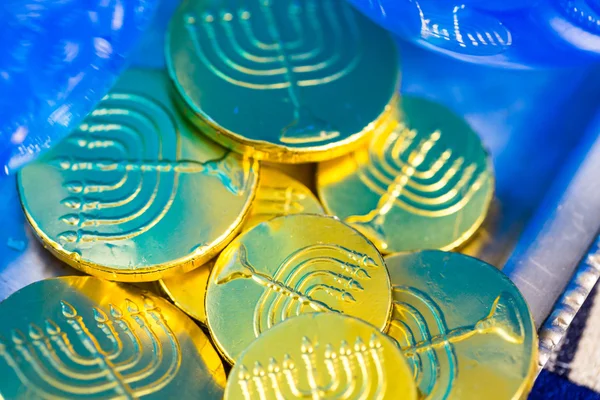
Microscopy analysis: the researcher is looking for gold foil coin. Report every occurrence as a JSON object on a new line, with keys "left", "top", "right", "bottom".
{"left": 205, "top": 214, "right": 392, "bottom": 363}
{"left": 225, "top": 313, "right": 417, "bottom": 400}
{"left": 318, "top": 96, "right": 494, "bottom": 253}
{"left": 0, "top": 276, "right": 226, "bottom": 399}
{"left": 18, "top": 69, "right": 258, "bottom": 282}
{"left": 386, "top": 250, "right": 537, "bottom": 399}
{"left": 167, "top": 0, "right": 399, "bottom": 162}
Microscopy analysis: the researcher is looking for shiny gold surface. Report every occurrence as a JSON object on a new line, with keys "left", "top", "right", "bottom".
{"left": 160, "top": 260, "right": 214, "bottom": 326}
{"left": 261, "top": 162, "right": 317, "bottom": 194}
{"left": 318, "top": 96, "right": 494, "bottom": 253}
{"left": 0, "top": 276, "right": 226, "bottom": 399}
{"left": 244, "top": 168, "right": 324, "bottom": 230}
{"left": 205, "top": 214, "right": 392, "bottom": 363}
{"left": 167, "top": 0, "right": 400, "bottom": 162}
{"left": 385, "top": 251, "right": 538, "bottom": 400}
{"left": 225, "top": 313, "right": 417, "bottom": 399}
{"left": 18, "top": 69, "right": 258, "bottom": 282}
{"left": 160, "top": 169, "right": 323, "bottom": 325}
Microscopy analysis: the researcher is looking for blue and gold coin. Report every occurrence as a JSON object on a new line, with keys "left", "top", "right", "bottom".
{"left": 225, "top": 313, "right": 417, "bottom": 399}
{"left": 205, "top": 213, "right": 392, "bottom": 363}
{"left": 385, "top": 251, "right": 537, "bottom": 400}
{"left": 167, "top": 0, "right": 399, "bottom": 162}
{"left": 318, "top": 96, "right": 494, "bottom": 253}
{"left": 0, "top": 276, "right": 226, "bottom": 399}
{"left": 18, "top": 69, "right": 259, "bottom": 282}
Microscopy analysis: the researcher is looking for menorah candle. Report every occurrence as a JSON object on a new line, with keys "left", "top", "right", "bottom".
{"left": 385, "top": 250, "right": 537, "bottom": 400}
{"left": 317, "top": 95, "right": 494, "bottom": 254}
{"left": 166, "top": 0, "right": 400, "bottom": 163}
{"left": 225, "top": 312, "right": 417, "bottom": 399}
{"left": 205, "top": 213, "right": 393, "bottom": 364}
{"left": 17, "top": 69, "right": 259, "bottom": 282}
{"left": 0, "top": 276, "right": 226, "bottom": 399}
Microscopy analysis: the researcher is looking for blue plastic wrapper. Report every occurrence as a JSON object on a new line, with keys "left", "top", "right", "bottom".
{"left": 0, "top": 0, "right": 158, "bottom": 175}
{"left": 348, "top": 0, "right": 600, "bottom": 68}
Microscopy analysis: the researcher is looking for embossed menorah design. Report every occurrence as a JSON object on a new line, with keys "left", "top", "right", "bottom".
{"left": 53, "top": 93, "right": 246, "bottom": 245}
{"left": 0, "top": 297, "right": 181, "bottom": 399}
{"left": 237, "top": 335, "right": 385, "bottom": 399}
{"left": 346, "top": 125, "right": 488, "bottom": 249}
{"left": 559, "top": 0, "right": 600, "bottom": 32}
{"left": 390, "top": 288, "right": 524, "bottom": 398}
{"left": 252, "top": 185, "right": 308, "bottom": 216}
{"left": 217, "top": 244, "right": 378, "bottom": 337}
{"left": 414, "top": 2, "right": 512, "bottom": 54}
{"left": 185, "top": 0, "right": 363, "bottom": 144}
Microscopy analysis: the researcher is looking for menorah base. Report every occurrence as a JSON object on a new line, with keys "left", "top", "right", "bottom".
{"left": 346, "top": 216, "right": 389, "bottom": 252}
{"left": 279, "top": 109, "right": 340, "bottom": 145}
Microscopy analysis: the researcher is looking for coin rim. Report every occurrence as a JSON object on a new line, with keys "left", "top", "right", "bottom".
{"left": 205, "top": 212, "right": 394, "bottom": 364}
{"left": 0, "top": 275, "right": 228, "bottom": 394}
{"left": 159, "top": 260, "right": 214, "bottom": 325}
{"left": 316, "top": 96, "right": 496, "bottom": 253}
{"left": 17, "top": 156, "right": 260, "bottom": 282}
{"left": 165, "top": 1, "right": 401, "bottom": 163}
{"left": 223, "top": 312, "right": 418, "bottom": 399}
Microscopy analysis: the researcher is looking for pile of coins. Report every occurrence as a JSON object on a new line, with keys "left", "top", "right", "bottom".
{"left": 2, "top": 1, "right": 538, "bottom": 399}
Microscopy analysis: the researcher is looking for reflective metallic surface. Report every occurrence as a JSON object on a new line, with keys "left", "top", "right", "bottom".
{"left": 386, "top": 251, "right": 538, "bottom": 400}
{"left": 160, "top": 260, "right": 213, "bottom": 325}
{"left": 18, "top": 69, "right": 259, "bottom": 282}
{"left": 261, "top": 162, "right": 316, "bottom": 192}
{"left": 397, "top": 36, "right": 600, "bottom": 270}
{"left": 0, "top": 276, "right": 226, "bottom": 399}
{"left": 318, "top": 96, "right": 493, "bottom": 254}
{"left": 205, "top": 214, "right": 392, "bottom": 363}
{"left": 504, "top": 112, "right": 600, "bottom": 328}
{"left": 244, "top": 168, "right": 324, "bottom": 231}
{"left": 537, "top": 237, "right": 600, "bottom": 371}
{"left": 167, "top": 0, "right": 399, "bottom": 162}
{"left": 0, "top": 1, "right": 599, "bottom": 391}
{"left": 160, "top": 169, "right": 323, "bottom": 325}
{"left": 225, "top": 313, "right": 417, "bottom": 399}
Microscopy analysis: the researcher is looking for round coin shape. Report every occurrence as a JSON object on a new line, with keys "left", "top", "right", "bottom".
{"left": 0, "top": 276, "right": 226, "bottom": 399}
{"left": 385, "top": 251, "right": 537, "bottom": 400}
{"left": 225, "top": 313, "right": 418, "bottom": 400}
{"left": 18, "top": 69, "right": 259, "bottom": 282}
{"left": 206, "top": 213, "right": 393, "bottom": 363}
{"left": 318, "top": 96, "right": 494, "bottom": 253}
{"left": 167, "top": 0, "right": 399, "bottom": 163}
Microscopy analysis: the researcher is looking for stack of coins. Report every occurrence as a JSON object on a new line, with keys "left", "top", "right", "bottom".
{"left": 3, "top": 1, "right": 538, "bottom": 399}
